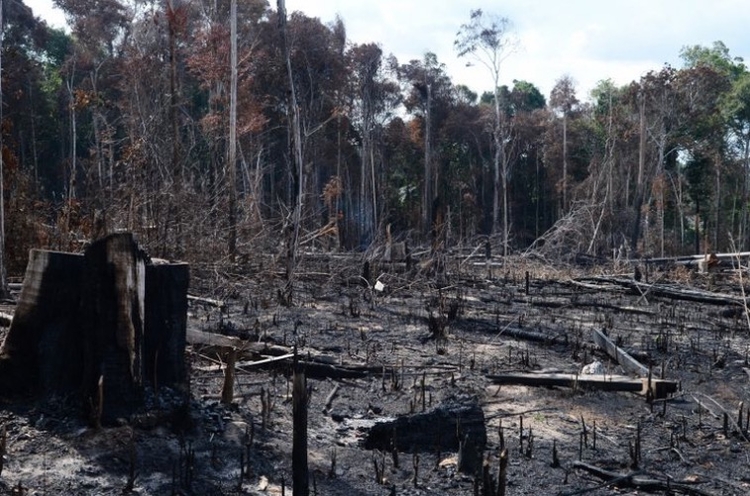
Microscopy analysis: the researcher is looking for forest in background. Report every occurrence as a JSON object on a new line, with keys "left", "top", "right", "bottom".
{"left": 1, "top": 0, "right": 750, "bottom": 280}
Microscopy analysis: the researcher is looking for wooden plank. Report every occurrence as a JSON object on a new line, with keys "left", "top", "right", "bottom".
{"left": 486, "top": 372, "right": 677, "bottom": 398}
{"left": 591, "top": 328, "right": 649, "bottom": 377}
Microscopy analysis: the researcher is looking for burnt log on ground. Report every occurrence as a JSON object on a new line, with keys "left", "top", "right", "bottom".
{"left": 0, "top": 233, "right": 189, "bottom": 423}
{"left": 570, "top": 461, "right": 714, "bottom": 496}
{"left": 363, "top": 395, "right": 486, "bottom": 474}
{"left": 577, "top": 276, "right": 747, "bottom": 306}
{"left": 591, "top": 328, "right": 650, "bottom": 377}
{"left": 486, "top": 372, "right": 678, "bottom": 399}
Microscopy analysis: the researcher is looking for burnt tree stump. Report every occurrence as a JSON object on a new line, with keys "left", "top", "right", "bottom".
{"left": 80, "top": 233, "right": 149, "bottom": 420}
{"left": 145, "top": 259, "right": 189, "bottom": 390}
{"left": 0, "top": 249, "right": 84, "bottom": 395}
{"left": 364, "top": 395, "right": 486, "bottom": 474}
{"left": 0, "top": 233, "right": 189, "bottom": 423}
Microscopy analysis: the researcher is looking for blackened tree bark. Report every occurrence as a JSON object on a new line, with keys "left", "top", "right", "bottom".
{"left": 0, "top": 233, "right": 189, "bottom": 423}
{"left": 292, "top": 353, "right": 309, "bottom": 495}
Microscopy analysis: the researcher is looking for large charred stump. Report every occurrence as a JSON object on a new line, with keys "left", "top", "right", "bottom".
{"left": 0, "top": 249, "right": 84, "bottom": 395}
{"left": 80, "top": 233, "right": 148, "bottom": 421}
{"left": 364, "top": 396, "right": 486, "bottom": 474}
{"left": 145, "top": 260, "right": 189, "bottom": 389}
{"left": 0, "top": 233, "right": 189, "bottom": 423}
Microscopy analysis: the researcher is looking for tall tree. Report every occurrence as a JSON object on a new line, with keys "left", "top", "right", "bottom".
{"left": 228, "top": 0, "right": 237, "bottom": 255}
{"left": 348, "top": 42, "right": 399, "bottom": 243}
{"left": 678, "top": 46, "right": 736, "bottom": 252}
{"left": 723, "top": 71, "right": 750, "bottom": 247}
{"left": 398, "top": 53, "right": 453, "bottom": 235}
{"left": 507, "top": 80, "right": 546, "bottom": 245}
{"left": 455, "top": 8, "right": 517, "bottom": 255}
{"left": 549, "top": 75, "right": 578, "bottom": 214}
{"left": 278, "top": 0, "right": 303, "bottom": 304}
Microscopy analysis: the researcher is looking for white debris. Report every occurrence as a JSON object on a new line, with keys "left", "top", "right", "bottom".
{"left": 581, "top": 361, "right": 605, "bottom": 375}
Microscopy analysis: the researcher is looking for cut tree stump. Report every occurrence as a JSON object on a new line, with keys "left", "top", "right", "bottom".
{"left": 0, "top": 233, "right": 189, "bottom": 423}
{"left": 0, "top": 249, "right": 84, "bottom": 395}
{"left": 363, "top": 395, "right": 486, "bottom": 474}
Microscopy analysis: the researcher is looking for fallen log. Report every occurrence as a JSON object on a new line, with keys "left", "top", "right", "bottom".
{"left": 186, "top": 328, "right": 290, "bottom": 356}
{"left": 463, "top": 318, "right": 555, "bottom": 343}
{"left": 363, "top": 395, "right": 486, "bottom": 474}
{"left": 570, "top": 461, "right": 714, "bottom": 496}
{"left": 486, "top": 372, "right": 677, "bottom": 399}
{"left": 591, "top": 328, "right": 650, "bottom": 377}
{"left": 577, "top": 276, "right": 745, "bottom": 306}
{"left": 187, "top": 294, "right": 225, "bottom": 309}
{"left": 639, "top": 250, "right": 750, "bottom": 267}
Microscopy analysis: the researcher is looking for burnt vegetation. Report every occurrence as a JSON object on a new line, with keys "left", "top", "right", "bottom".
{"left": 0, "top": 1, "right": 750, "bottom": 495}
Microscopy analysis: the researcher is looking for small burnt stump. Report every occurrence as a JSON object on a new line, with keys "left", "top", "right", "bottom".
{"left": 363, "top": 395, "right": 486, "bottom": 474}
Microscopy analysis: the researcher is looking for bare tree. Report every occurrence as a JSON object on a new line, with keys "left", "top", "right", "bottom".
{"left": 278, "top": 0, "right": 303, "bottom": 302}
{"left": 455, "top": 9, "right": 517, "bottom": 255}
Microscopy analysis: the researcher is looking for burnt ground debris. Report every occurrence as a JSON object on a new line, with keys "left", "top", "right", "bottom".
{"left": 0, "top": 250, "right": 749, "bottom": 494}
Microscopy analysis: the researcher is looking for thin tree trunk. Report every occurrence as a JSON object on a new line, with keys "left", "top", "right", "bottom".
{"left": 278, "top": 0, "right": 303, "bottom": 300}
{"left": 0, "top": 0, "right": 7, "bottom": 298}
{"left": 370, "top": 144, "right": 377, "bottom": 237}
{"left": 493, "top": 81, "right": 501, "bottom": 237}
{"left": 424, "top": 83, "right": 432, "bottom": 234}
{"left": 502, "top": 159, "right": 509, "bottom": 257}
{"left": 228, "top": 0, "right": 238, "bottom": 255}
{"left": 741, "top": 135, "right": 750, "bottom": 249}
{"left": 28, "top": 80, "right": 39, "bottom": 189}
{"left": 562, "top": 113, "right": 567, "bottom": 213}
{"left": 715, "top": 155, "right": 721, "bottom": 251}
{"left": 66, "top": 74, "right": 77, "bottom": 200}
{"left": 292, "top": 356, "right": 309, "bottom": 495}
{"left": 167, "top": 0, "right": 180, "bottom": 182}
{"left": 630, "top": 94, "right": 646, "bottom": 252}
{"left": 89, "top": 71, "right": 105, "bottom": 189}
{"left": 360, "top": 135, "right": 366, "bottom": 243}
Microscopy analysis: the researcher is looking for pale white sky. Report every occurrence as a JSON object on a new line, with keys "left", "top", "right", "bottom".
{"left": 24, "top": 0, "right": 750, "bottom": 101}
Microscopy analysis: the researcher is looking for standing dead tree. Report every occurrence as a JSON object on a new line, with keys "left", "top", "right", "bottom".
{"left": 455, "top": 9, "right": 518, "bottom": 255}
{"left": 278, "top": 0, "right": 304, "bottom": 305}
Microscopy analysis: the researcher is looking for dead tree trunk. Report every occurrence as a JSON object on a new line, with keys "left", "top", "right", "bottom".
{"left": 292, "top": 355, "right": 309, "bottom": 495}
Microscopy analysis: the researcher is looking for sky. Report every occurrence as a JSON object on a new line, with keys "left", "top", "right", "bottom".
{"left": 24, "top": 0, "right": 750, "bottom": 102}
